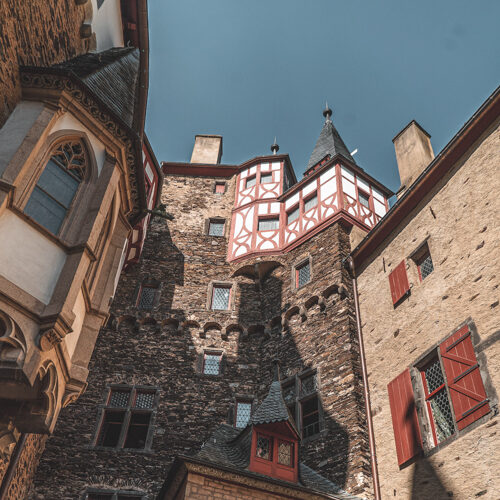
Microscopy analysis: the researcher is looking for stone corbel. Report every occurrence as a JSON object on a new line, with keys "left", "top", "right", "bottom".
{"left": 38, "top": 315, "right": 72, "bottom": 352}
{"left": 62, "top": 379, "right": 87, "bottom": 408}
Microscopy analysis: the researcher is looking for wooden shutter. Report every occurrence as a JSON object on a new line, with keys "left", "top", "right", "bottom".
{"left": 440, "top": 325, "right": 490, "bottom": 430}
{"left": 387, "top": 369, "right": 422, "bottom": 466}
{"left": 388, "top": 260, "right": 410, "bottom": 305}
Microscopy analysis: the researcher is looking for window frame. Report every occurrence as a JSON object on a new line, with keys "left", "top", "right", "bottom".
{"left": 303, "top": 192, "right": 318, "bottom": 213}
{"left": 208, "top": 218, "right": 226, "bottom": 237}
{"left": 286, "top": 205, "right": 300, "bottom": 225}
{"left": 93, "top": 385, "right": 159, "bottom": 452}
{"left": 214, "top": 181, "right": 226, "bottom": 194}
{"left": 234, "top": 399, "right": 253, "bottom": 428}
{"left": 246, "top": 175, "right": 257, "bottom": 189}
{"left": 83, "top": 488, "right": 146, "bottom": 500}
{"left": 202, "top": 351, "right": 223, "bottom": 376}
{"left": 136, "top": 284, "right": 159, "bottom": 310}
{"left": 210, "top": 284, "right": 232, "bottom": 311}
{"left": 260, "top": 172, "right": 273, "bottom": 184}
{"left": 357, "top": 189, "right": 371, "bottom": 209}
{"left": 295, "top": 259, "right": 311, "bottom": 289}
{"left": 257, "top": 216, "right": 280, "bottom": 232}
{"left": 255, "top": 432, "right": 273, "bottom": 461}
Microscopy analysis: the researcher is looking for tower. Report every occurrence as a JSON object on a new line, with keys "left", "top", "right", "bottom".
{"left": 32, "top": 107, "right": 392, "bottom": 499}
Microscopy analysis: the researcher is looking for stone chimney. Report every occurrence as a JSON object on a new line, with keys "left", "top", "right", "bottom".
{"left": 190, "top": 135, "right": 223, "bottom": 164}
{"left": 393, "top": 121, "right": 434, "bottom": 198}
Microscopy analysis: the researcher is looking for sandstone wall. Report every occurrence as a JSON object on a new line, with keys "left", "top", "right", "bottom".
{"left": 357, "top": 119, "right": 500, "bottom": 499}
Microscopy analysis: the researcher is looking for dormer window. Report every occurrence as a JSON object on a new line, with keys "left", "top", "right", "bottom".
{"left": 256, "top": 434, "right": 272, "bottom": 460}
{"left": 278, "top": 440, "right": 293, "bottom": 466}
{"left": 246, "top": 176, "right": 257, "bottom": 188}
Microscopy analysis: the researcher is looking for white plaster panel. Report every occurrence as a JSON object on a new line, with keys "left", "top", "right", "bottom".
{"left": 374, "top": 199, "right": 387, "bottom": 217}
{"left": 51, "top": 113, "right": 106, "bottom": 175}
{"left": 357, "top": 177, "right": 370, "bottom": 193}
{"left": 320, "top": 179, "right": 337, "bottom": 198}
{"left": 260, "top": 240, "right": 274, "bottom": 250}
{"left": 341, "top": 166, "right": 355, "bottom": 182}
{"left": 0, "top": 211, "right": 66, "bottom": 304}
{"left": 258, "top": 204, "right": 269, "bottom": 215}
{"left": 372, "top": 187, "right": 384, "bottom": 202}
{"left": 234, "top": 213, "right": 243, "bottom": 235}
{"left": 255, "top": 234, "right": 262, "bottom": 246}
{"left": 249, "top": 166, "right": 257, "bottom": 175}
{"left": 342, "top": 178, "right": 356, "bottom": 198}
{"left": 65, "top": 289, "right": 86, "bottom": 358}
{"left": 305, "top": 220, "right": 315, "bottom": 231}
{"left": 271, "top": 162, "right": 281, "bottom": 170}
{"left": 91, "top": 0, "right": 124, "bottom": 51}
{"left": 285, "top": 193, "right": 300, "bottom": 209}
{"left": 270, "top": 203, "right": 280, "bottom": 213}
{"left": 287, "top": 232, "right": 297, "bottom": 243}
{"left": 244, "top": 207, "right": 255, "bottom": 231}
{"left": 302, "top": 181, "right": 316, "bottom": 196}
{"left": 272, "top": 233, "right": 280, "bottom": 245}
{"left": 240, "top": 169, "right": 248, "bottom": 179}
{"left": 320, "top": 166, "right": 335, "bottom": 184}
{"left": 260, "top": 162, "right": 271, "bottom": 171}
{"left": 240, "top": 179, "right": 246, "bottom": 190}
{"left": 234, "top": 246, "right": 247, "bottom": 257}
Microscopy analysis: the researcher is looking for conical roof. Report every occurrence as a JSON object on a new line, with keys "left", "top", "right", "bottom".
{"left": 307, "top": 110, "right": 355, "bottom": 169}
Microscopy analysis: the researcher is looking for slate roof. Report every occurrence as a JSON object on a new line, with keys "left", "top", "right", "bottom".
{"left": 251, "top": 379, "right": 294, "bottom": 427}
{"left": 52, "top": 47, "right": 140, "bottom": 129}
{"left": 307, "top": 117, "right": 356, "bottom": 170}
{"left": 195, "top": 424, "right": 360, "bottom": 499}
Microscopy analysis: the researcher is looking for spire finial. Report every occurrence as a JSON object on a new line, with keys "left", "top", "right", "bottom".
{"left": 272, "top": 359, "right": 280, "bottom": 382}
{"left": 323, "top": 101, "right": 332, "bottom": 122}
{"left": 271, "top": 136, "right": 279, "bottom": 154}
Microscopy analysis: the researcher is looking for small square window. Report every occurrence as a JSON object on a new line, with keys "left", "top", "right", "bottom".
{"left": 235, "top": 401, "right": 252, "bottom": 428}
{"left": 258, "top": 217, "right": 279, "bottom": 231}
{"left": 137, "top": 286, "right": 156, "bottom": 310}
{"left": 211, "top": 285, "right": 231, "bottom": 310}
{"left": 304, "top": 193, "right": 318, "bottom": 212}
{"left": 246, "top": 176, "right": 257, "bottom": 188}
{"left": 287, "top": 206, "right": 299, "bottom": 224}
{"left": 208, "top": 220, "right": 225, "bottom": 237}
{"left": 256, "top": 435, "right": 272, "bottom": 460}
{"left": 214, "top": 182, "right": 225, "bottom": 194}
{"left": 278, "top": 440, "right": 293, "bottom": 466}
{"left": 416, "top": 249, "right": 434, "bottom": 280}
{"left": 261, "top": 173, "right": 273, "bottom": 184}
{"left": 296, "top": 261, "right": 311, "bottom": 288}
{"left": 358, "top": 190, "right": 370, "bottom": 208}
{"left": 203, "top": 352, "right": 222, "bottom": 375}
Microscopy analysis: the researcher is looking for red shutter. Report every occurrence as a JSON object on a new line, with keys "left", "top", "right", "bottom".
{"left": 387, "top": 369, "right": 422, "bottom": 466}
{"left": 388, "top": 260, "right": 410, "bottom": 305}
{"left": 440, "top": 325, "right": 490, "bottom": 430}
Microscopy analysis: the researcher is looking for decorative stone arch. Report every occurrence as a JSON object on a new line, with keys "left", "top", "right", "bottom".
{"left": 224, "top": 323, "right": 245, "bottom": 339}
{"left": 201, "top": 322, "right": 222, "bottom": 339}
{"left": 36, "top": 360, "right": 60, "bottom": 433}
{"left": 162, "top": 318, "right": 180, "bottom": 335}
{"left": 0, "top": 310, "right": 27, "bottom": 369}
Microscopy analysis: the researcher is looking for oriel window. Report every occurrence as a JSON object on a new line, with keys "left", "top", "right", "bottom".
{"left": 258, "top": 217, "right": 279, "bottom": 231}
{"left": 260, "top": 173, "right": 273, "bottom": 184}
{"left": 246, "top": 176, "right": 257, "bottom": 188}
{"left": 303, "top": 193, "right": 318, "bottom": 212}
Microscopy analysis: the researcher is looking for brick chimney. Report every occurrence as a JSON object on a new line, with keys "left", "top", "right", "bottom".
{"left": 190, "top": 135, "right": 223, "bottom": 164}
{"left": 393, "top": 121, "right": 434, "bottom": 198}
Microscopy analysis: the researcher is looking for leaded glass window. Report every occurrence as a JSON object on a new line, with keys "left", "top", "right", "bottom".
{"left": 300, "top": 374, "right": 317, "bottom": 397}
{"left": 287, "top": 206, "right": 299, "bottom": 224}
{"left": 211, "top": 286, "right": 231, "bottom": 310}
{"left": 256, "top": 435, "right": 272, "bottom": 460}
{"left": 24, "top": 140, "right": 86, "bottom": 234}
{"left": 203, "top": 353, "right": 222, "bottom": 375}
{"left": 137, "top": 286, "right": 156, "bottom": 310}
{"left": 235, "top": 401, "right": 252, "bottom": 428}
{"left": 303, "top": 193, "right": 317, "bottom": 212}
{"left": 278, "top": 441, "right": 293, "bottom": 466}
{"left": 258, "top": 217, "right": 279, "bottom": 231}
{"left": 296, "top": 261, "right": 311, "bottom": 288}
{"left": 208, "top": 220, "right": 225, "bottom": 237}
{"left": 109, "top": 389, "right": 130, "bottom": 408}
{"left": 418, "top": 251, "right": 434, "bottom": 280}
{"left": 134, "top": 391, "right": 155, "bottom": 409}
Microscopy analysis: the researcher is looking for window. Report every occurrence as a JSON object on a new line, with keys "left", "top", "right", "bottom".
{"left": 208, "top": 219, "right": 225, "bottom": 237}
{"left": 203, "top": 352, "right": 222, "bottom": 375}
{"left": 261, "top": 173, "right": 273, "bottom": 184}
{"left": 388, "top": 324, "right": 491, "bottom": 466}
{"left": 287, "top": 206, "right": 299, "bottom": 224}
{"left": 246, "top": 176, "right": 257, "bottom": 188}
{"left": 256, "top": 434, "right": 272, "bottom": 460}
{"left": 282, "top": 371, "right": 321, "bottom": 439}
{"left": 303, "top": 193, "right": 317, "bottom": 212}
{"left": 96, "top": 386, "right": 157, "bottom": 450}
{"left": 358, "top": 190, "right": 370, "bottom": 208}
{"left": 214, "top": 182, "right": 226, "bottom": 194}
{"left": 24, "top": 140, "right": 86, "bottom": 234}
{"left": 137, "top": 285, "right": 157, "bottom": 310}
{"left": 85, "top": 489, "right": 144, "bottom": 500}
{"left": 258, "top": 217, "right": 279, "bottom": 231}
{"left": 415, "top": 245, "right": 434, "bottom": 281}
{"left": 278, "top": 440, "right": 293, "bottom": 466}
{"left": 296, "top": 260, "right": 311, "bottom": 288}
{"left": 211, "top": 285, "right": 231, "bottom": 310}
{"left": 235, "top": 400, "right": 252, "bottom": 428}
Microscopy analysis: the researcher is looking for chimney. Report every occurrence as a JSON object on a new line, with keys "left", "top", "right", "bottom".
{"left": 190, "top": 135, "right": 223, "bottom": 164}
{"left": 392, "top": 121, "right": 434, "bottom": 198}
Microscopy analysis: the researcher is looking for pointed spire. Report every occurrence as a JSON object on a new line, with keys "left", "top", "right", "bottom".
{"left": 307, "top": 103, "right": 356, "bottom": 169}
{"left": 271, "top": 137, "right": 279, "bottom": 155}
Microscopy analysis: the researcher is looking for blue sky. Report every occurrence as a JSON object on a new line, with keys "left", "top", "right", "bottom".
{"left": 146, "top": 0, "right": 500, "bottom": 192}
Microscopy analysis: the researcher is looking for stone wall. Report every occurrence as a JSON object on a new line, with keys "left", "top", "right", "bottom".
{"left": 32, "top": 171, "right": 371, "bottom": 498}
{"left": 357, "top": 119, "right": 500, "bottom": 499}
{"left": 0, "top": 0, "right": 86, "bottom": 127}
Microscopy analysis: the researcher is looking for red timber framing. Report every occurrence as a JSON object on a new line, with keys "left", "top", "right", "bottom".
{"left": 440, "top": 325, "right": 490, "bottom": 430}
{"left": 249, "top": 422, "right": 299, "bottom": 483}
{"left": 388, "top": 260, "right": 410, "bottom": 305}
{"left": 387, "top": 369, "right": 423, "bottom": 466}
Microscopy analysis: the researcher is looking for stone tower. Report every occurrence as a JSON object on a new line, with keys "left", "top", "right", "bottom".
{"left": 33, "top": 108, "right": 392, "bottom": 499}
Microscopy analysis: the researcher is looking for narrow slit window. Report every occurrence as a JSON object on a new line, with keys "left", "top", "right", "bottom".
{"left": 303, "top": 193, "right": 318, "bottom": 212}
{"left": 208, "top": 219, "right": 225, "bottom": 237}
{"left": 203, "top": 352, "right": 222, "bottom": 375}
{"left": 211, "top": 285, "right": 231, "bottom": 310}
{"left": 258, "top": 217, "right": 279, "bottom": 231}
{"left": 260, "top": 173, "right": 273, "bottom": 184}
{"left": 287, "top": 206, "right": 299, "bottom": 224}
{"left": 246, "top": 176, "right": 257, "bottom": 188}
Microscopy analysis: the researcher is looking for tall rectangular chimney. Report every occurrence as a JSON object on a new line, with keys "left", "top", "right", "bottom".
{"left": 190, "top": 135, "right": 223, "bottom": 164}
{"left": 393, "top": 121, "right": 434, "bottom": 198}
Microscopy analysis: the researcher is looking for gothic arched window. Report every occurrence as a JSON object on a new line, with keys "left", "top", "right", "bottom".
{"left": 24, "top": 140, "right": 87, "bottom": 234}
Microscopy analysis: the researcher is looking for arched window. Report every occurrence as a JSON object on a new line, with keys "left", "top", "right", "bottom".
{"left": 24, "top": 140, "right": 87, "bottom": 234}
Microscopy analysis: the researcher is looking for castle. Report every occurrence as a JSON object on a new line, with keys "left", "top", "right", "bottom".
{"left": 0, "top": 2, "right": 498, "bottom": 500}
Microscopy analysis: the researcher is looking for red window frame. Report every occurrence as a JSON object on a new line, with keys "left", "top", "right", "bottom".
{"left": 211, "top": 285, "right": 232, "bottom": 310}
{"left": 388, "top": 260, "right": 410, "bottom": 306}
{"left": 255, "top": 433, "right": 273, "bottom": 461}
{"left": 277, "top": 439, "right": 294, "bottom": 466}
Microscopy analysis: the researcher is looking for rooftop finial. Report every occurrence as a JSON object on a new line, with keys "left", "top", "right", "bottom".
{"left": 272, "top": 359, "right": 280, "bottom": 382}
{"left": 271, "top": 136, "right": 279, "bottom": 155}
{"left": 323, "top": 101, "right": 332, "bottom": 122}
